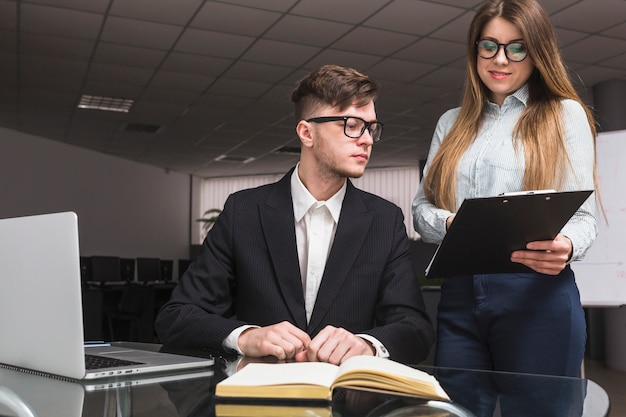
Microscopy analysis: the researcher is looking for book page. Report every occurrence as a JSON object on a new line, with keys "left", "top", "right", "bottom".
{"left": 332, "top": 356, "right": 450, "bottom": 400}
{"left": 335, "top": 355, "right": 434, "bottom": 382}
{"left": 218, "top": 362, "right": 339, "bottom": 388}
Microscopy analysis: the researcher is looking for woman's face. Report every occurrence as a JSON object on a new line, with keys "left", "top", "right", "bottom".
{"left": 477, "top": 17, "right": 535, "bottom": 106}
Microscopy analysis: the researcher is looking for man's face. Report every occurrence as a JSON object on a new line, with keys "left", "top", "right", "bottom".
{"left": 305, "top": 100, "right": 377, "bottom": 180}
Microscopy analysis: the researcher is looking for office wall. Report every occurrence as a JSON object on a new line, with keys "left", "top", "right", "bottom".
{"left": 572, "top": 129, "right": 626, "bottom": 307}
{"left": 0, "top": 126, "right": 191, "bottom": 261}
{"left": 198, "top": 166, "right": 422, "bottom": 244}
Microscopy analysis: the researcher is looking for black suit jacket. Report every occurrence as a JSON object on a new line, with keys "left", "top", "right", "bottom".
{"left": 155, "top": 169, "right": 434, "bottom": 364}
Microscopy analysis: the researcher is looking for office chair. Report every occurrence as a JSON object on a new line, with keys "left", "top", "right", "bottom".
{"left": 106, "top": 283, "right": 154, "bottom": 342}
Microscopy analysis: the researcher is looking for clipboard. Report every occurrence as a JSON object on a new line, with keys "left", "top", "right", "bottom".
{"left": 425, "top": 189, "right": 594, "bottom": 277}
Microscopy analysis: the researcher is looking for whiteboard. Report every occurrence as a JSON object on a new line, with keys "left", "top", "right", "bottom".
{"left": 572, "top": 129, "right": 626, "bottom": 307}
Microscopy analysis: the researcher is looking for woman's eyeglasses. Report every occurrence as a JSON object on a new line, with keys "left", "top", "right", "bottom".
{"left": 476, "top": 39, "right": 528, "bottom": 62}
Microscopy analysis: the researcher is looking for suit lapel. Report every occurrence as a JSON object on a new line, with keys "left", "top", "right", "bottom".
{"left": 308, "top": 182, "right": 372, "bottom": 332}
{"left": 260, "top": 170, "right": 308, "bottom": 328}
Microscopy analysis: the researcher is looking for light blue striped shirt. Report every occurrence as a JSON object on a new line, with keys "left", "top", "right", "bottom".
{"left": 412, "top": 84, "right": 597, "bottom": 261}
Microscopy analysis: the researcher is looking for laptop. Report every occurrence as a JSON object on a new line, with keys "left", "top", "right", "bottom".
{"left": 0, "top": 211, "right": 213, "bottom": 380}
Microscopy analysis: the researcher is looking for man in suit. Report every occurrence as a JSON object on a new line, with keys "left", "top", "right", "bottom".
{"left": 155, "top": 65, "right": 434, "bottom": 365}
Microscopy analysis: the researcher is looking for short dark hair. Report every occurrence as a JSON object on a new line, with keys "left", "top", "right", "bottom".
{"left": 291, "top": 64, "right": 379, "bottom": 122}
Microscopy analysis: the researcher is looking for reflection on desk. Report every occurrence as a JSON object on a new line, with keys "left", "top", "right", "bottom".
{"left": 0, "top": 343, "right": 610, "bottom": 417}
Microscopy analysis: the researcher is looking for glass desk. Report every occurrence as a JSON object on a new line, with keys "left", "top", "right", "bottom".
{"left": 0, "top": 343, "right": 610, "bottom": 417}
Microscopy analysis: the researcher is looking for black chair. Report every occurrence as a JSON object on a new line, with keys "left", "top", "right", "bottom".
{"left": 106, "top": 283, "right": 154, "bottom": 342}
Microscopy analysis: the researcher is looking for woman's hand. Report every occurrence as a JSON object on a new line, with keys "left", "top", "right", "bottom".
{"left": 510, "top": 234, "right": 573, "bottom": 275}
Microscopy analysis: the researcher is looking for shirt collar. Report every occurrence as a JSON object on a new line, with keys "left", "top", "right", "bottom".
{"left": 510, "top": 83, "right": 529, "bottom": 106}
{"left": 291, "top": 163, "right": 347, "bottom": 223}
{"left": 486, "top": 84, "right": 529, "bottom": 108}
{"left": 498, "top": 83, "right": 529, "bottom": 108}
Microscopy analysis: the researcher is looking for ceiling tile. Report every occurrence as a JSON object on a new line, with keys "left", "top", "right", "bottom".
{"left": 25, "top": 0, "right": 109, "bottom": 13}
{"left": 0, "top": 1, "right": 16, "bottom": 30}
{"left": 551, "top": 0, "right": 626, "bottom": 33}
{"left": 127, "top": 101, "right": 188, "bottom": 123}
{"left": 175, "top": 28, "right": 254, "bottom": 58}
{"left": 81, "top": 81, "right": 145, "bottom": 99}
{"left": 160, "top": 52, "right": 233, "bottom": 77}
{"left": 430, "top": 11, "right": 474, "bottom": 42}
{"left": 101, "top": 16, "right": 183, "bottom": 50}
{"left": 109, "top": 0, "right": 203, "bottom": 25}
{"left": 225, "top": 61, "right": 294, "bottom": 84}
{"left": 394, "top": 37, "right": 466, "bottom": 65}
{"left": 241, "top": 39, "right": 320, "bottom": 66}
{"left": 20, "top": 55, "right": 89, "bottom": 80}
{"left": 219, "top": 0, "right": 297, "bottom": 13}
{"left": 417, "top": 65, "right": 466, "bottom": 89}
{"left": 365, "top": 0, "right": 466, "bottom": 36}
{"left": 601, "top": 53, "right": 626, "bottom": 70}
{"left": 540, "top": 0, "right": 582, "bottom": 15}
{"left": 141, "top": 87, "right": 200, "bottom": 105}
{"left": 195, "top": 94, "right": 252, "bottom": 110}
{"left": 87, "top": 62, "right": 154, "bottom": 85}
{"left": 93, "top": 43, "right": 167, "bottom": 69}
{"left": 20, "top": 87, "right": 79, "bottom": 104}
{"left": 21, "top": 33, "right": 94, "bottom": 61}
{"left": 367, "top": 58, "right": 438, "bottom": 83}
{"left": 149, "top": 70, "right": 214, "bottom": 92}
{"left": 332, "top": 27, "right": 418, "bottom": 56}
{"left": 208, "top": 78, "right": 274, "bottom": 99}
{"left": 603, "top": 22, "right": 626, "bottom": 41}
{"left": 303, "top": 49, "right": 382, "bottom": 72}
{"left": 20, "top": 3, "right": 104, "bottom": 40}
{"left": 562, "top": 36, "right": 626, "bottom": 64}
{"left": 434, "top": 0, "right": 482, "bottom": 8}
{"left": 554, "top": 28, "right": 592, "bottom": 47}
{"left": 0, "top": 29, "right": 16, "bottom": 52}
{"left": 191, "top": 2, "right": 281, "bottom": 36}
{"left": 290, "top": 0, "right": 389, "bottom": 24}
{"left": 264, "top": 15, "right": 352, "bottom": 47}
{"left": 0, "top": 51, "right": 16, "bottom": 74}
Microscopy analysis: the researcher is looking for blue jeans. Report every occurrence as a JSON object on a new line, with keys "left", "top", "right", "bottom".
{"left": 434, "top": 267, "right": 586, "bottom": 416}
{"left": 435, "top": 266, "right": 585, "bottom": 375}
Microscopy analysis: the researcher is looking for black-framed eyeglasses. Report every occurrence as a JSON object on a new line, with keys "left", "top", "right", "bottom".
{"left": 305, "top": 116, "right": 384, "bottom": 142}
{"left": 476, "top": 39, "right": 528, "bottom": 62}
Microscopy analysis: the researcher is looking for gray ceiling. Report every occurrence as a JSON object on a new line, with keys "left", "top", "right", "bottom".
{"left": 1, "top": 0, "right": 625, "bottom": 178}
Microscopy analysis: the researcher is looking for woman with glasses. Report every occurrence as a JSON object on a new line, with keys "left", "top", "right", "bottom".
{"left": 412, "top": 0, "right": 598, "bottom": 380}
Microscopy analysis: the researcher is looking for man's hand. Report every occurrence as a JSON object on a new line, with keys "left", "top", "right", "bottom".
{"left": 510, "top": 234, "right": 573, "bottom": 275}
{"left": 238, "top": 321, "right": 311, "bottom": 360}
{"left": 294, "top": 325, "right": 375, "bottom": 365}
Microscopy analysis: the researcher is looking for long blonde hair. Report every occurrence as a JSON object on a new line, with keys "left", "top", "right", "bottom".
{"left": 424, "top": 0, "right": 598, "bottom": 211}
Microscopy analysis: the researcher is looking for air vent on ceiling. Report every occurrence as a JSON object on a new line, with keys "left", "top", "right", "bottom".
{"left": 273, "top": 145, "right": 301, "bottom": 155}
{"left": 78, "top": 95, "right": 134, "bottom": 113}
{"left": 124, "top": 123, "right": 162, "bottom": 133}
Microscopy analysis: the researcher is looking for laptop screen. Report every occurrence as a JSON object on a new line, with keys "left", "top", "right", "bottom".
{"left": 0, "top": 212, "right": 87, "bottom": 379}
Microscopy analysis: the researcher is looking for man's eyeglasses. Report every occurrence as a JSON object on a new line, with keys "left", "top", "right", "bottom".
{"left": 476, "top": 39, "right": 528, "bottom": 62}
{"left": 305, "top": 116, "right": 384, "bottom": 142}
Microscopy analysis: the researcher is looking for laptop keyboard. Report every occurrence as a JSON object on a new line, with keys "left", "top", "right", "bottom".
{"left": 85, "top": 353, "right": 144, "bottom": 370}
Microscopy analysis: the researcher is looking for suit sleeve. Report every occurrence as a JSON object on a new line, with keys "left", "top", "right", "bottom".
{"left": 365, "top": 205, "right": 435, "bottom": 363}
{"left": 154, "top": 194, "right": 246, "bottom": 351}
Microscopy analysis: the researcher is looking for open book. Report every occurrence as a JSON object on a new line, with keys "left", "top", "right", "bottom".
{"left": 215, "top": 355, "right": 450, "bottom": 402}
